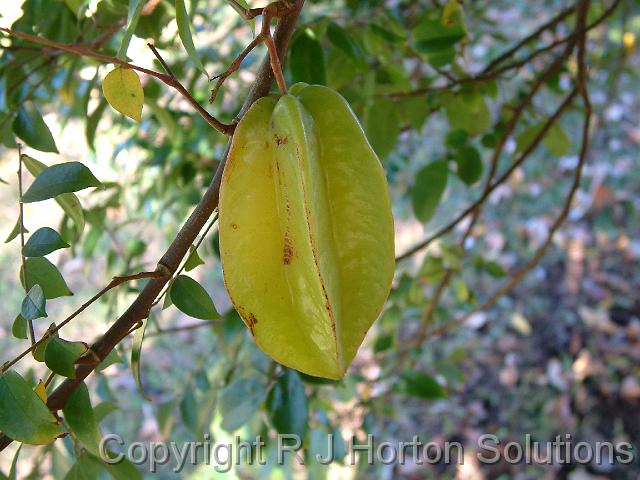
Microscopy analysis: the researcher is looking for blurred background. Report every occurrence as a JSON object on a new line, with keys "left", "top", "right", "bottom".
{"left": 0, "top": 0, "right": 639, "bottom": 478}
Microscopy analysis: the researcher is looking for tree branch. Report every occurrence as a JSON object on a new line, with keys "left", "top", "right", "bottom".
{"left": 0, "top": 27, "right": 235, "bottom": 136}
{"left": 0, "top": 0, "right": 305, "bottom": 453}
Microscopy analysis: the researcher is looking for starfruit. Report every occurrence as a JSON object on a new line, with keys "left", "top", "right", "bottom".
{"left": 219, "top": 83, "right": 395, "bottom": 379}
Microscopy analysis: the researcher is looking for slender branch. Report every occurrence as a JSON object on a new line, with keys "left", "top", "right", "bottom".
{"left": 146, "top": 319, "right": 220, "bottom": 337}
{"left": 0, "top": 272, "right": 166, "bottom": 375}
{"left": 481, "top": 5, "right": 576, "bottom": 74}
{"left": 0, "top": 27, "right": 235, "bottom": 136}
{"left": 411, "top": 38, "right": 577, "bottom": 341}
{"left": 209, "top": 1, "right": 291, "bottom": 103}
{"left": 151, "top": 212, "right": 218, "bottom": 310}
{"left": 388, "top": 0, "right": 620, "bottom": 100}
{"left": 0, "top": 0, "right": 305, "bottom": 453}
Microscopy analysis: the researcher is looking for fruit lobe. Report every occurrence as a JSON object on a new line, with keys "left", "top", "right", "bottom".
{"left": 219, "top": 83, "right": 394, "bottom": 379}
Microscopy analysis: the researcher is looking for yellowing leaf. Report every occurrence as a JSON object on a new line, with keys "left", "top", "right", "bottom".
{"left": 34, "top": 380, "right": 47, "bottom": 403}
{"left": 102, "top": 67, "right": 144, "bottom": 122}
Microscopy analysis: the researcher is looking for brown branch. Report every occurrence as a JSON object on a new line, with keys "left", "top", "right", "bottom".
{"left": 411, "top": 38, "right": 577, "bottom": 343}
{"left": 481, "top": 5, "right": 576, "bottom": 74}
{"left": 0, "top": 272, "right": 166, "bottom": 375}
{"left": 418, "top": 0, "right": 593, "bottom": 345}
{"left": 0, "top": 0, "right": 305, "bottom": 453}
{"left": 388, "top": 0, "right": 620, "bottom": 100}
{"left": 146, "top": 319, "right": 221, "bottom": 337}
{"left": 0, "top": 28, "right": 235, "bottom": 136}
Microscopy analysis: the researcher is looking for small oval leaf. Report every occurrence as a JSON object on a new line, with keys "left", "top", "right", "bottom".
{"left": 22, "top": 162, "right": 102, "bottom": 203}
{"left": 23, "top": 227, "right": 70, "bottom": 257}
{"left": 12, "top": 102, "right": 58, "bottom": 153}
{"left": 21, "top": 257, "right": 73, "bottom": 299}
{"left": 21, "top": 284, "right": 47, "bottom": 320}
{"left": 169, "top": 275, "right": 218, "bottom": 320}
{"left": 102, "top": 67, "right": 144, "bottom": 121}
{"left": 22, "top": 155, "right": 86, "bottom": 236}
{"left": 44, "top": 337, "right": 87, "bottom": 378}
{"left": 411, "top": 160, "right": 449, "bottom": 223}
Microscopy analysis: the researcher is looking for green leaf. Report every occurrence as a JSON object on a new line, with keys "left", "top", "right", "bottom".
{"left": 12, "top": 314, "right": 28, "bottom": 339}
{"left": 454, "top": 145, "right": 483, "bottom": 185}
{"left": 23, "top": 227, "right": 70, "bottom": 257}
{"left": 413, "top": 17, "right": 465, "bottom": 54}
{"left": 4, "top": 214, "right": 27, "bottom": 244}
{"left": 22, "top": 162, "right": 102, "bottom": 203}
{"left": 219, "top": 378, "right": 266, "bottom": 432}
{"left": 44, "top": 337, "right": 87, "bottom": 378}
{"left": 179, "top": 389, "right": 198, "bottom": 433}
{"left": 103, "top": 68, "right": 144, "bottom": 122}
{"left": 85, "top": 99, "right": 108, "bottom": 151}
{"left": 268, "top": 369, "right": 308, "bottom": 439}
{"left": 93, "top": 402, "right": 119, "bottom": 423}
{"left": 290, "top": 29, "right": 326, "bottom": 85}
{"left": 364, "top": 99, "right": 400, "bottom": 160}
{"left": 64, "top": 453, "right": 105, "bottom": 480}
{"left": 544, "top": 124, "right": 571, "bottom": 157}
{"left": 484, "top": 260, "right": 507, "bottom": 278}
{"left": 21, "top": 284, "right": 47, "bottom": 320}
{"left": 411, "top": 161, "right": 449, "bottom": 223}
{"left": 0, "top": 371, "right": 62, "bottom": 445}
{"left": 12, "top": 102, "right": 58, "bottom": 153}
{"left": 326, "top": 23, "right": 362, "bottom": 62}
{"left": 116, "top": 0, "right": 145, "bottom": 60}
{"left": 62, "top": 382, "right": 103, "bottom": 457}
{"left": 373, "top": 334, "right": 393, "bottom": 353}
{"left": 96, "top": 349, "right": 123, "bottom": 372}
{"left": 184, "top": 246, "right": 204, "bottom": 272}
{"left": 34, "top": 323, "right": 58, "bottom": 362}
{"left": 131, "top": 317, "right": 150, "bottom": 400}
{"left": 175, "top": 0, "right": 209, "bottom": 77}
{"left": 169, "top": 275, "right": 218, "bottom": 320}
{"left": 22, "top": 156, "right": 85, "bottom": 236}
{"left": 443, "top": 93, "right": 491, "bottom": 135}
{"left": 8, "top": 444, "right": 21, "bottom": 480}
{"left": 21, "top": 257, "right": 73, "bottom": 299}
{"left": 401, "top": 370, "right": 447, "bottom": 399}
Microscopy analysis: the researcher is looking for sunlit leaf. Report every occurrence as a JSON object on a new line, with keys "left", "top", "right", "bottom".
{"left": 102, "top": 67, "right": 144, "bottom": 122}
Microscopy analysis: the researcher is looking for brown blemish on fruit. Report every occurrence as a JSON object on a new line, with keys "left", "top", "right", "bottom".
{"left": 274, "top": 134, "right": 288, "bottom": 146}
{"left": 283, "top": 232, "right": 294, "bottom": 265}
{"left": 245, "top": 312, "right": 258, "bottom": 336}
{"left": 231, "top": 223, "right": 238, "bottom": 230}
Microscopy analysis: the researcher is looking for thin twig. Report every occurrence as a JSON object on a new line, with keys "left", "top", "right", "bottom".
{"left": 146, "top": 319, "right": 220, "bottom": 337}
{"left": 0, "top": 0, "right": 306, "bottom": 454}
{"left": 151, "top": 211, "right": 218, "bottom": 310}
{"left": 481, "top": 5, "right": 576, "bottom": 74}
{"left": 0, "top": 27, "right": 235, "bottom": 136}
{"left": 0, "top": 271, "right": 167, "bottom": 374}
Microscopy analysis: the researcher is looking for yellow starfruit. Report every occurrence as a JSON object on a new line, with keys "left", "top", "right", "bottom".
{"left": 219, "top": 83, "right": 395, "bottom": 379}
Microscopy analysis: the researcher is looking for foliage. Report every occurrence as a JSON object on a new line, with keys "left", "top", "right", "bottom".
{"left": 0, "top": 0, "right": 639, "bottom": 478}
